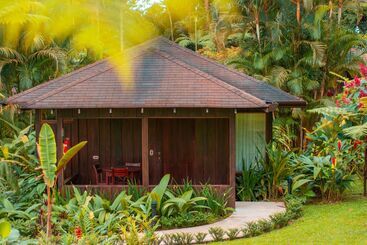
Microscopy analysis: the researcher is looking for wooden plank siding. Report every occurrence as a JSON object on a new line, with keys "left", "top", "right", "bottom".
{"left": 39, "top": 108, "right": 236, "bottom": 206}
{"left": 148, "top": 118, "right": 229, "bottom": 185}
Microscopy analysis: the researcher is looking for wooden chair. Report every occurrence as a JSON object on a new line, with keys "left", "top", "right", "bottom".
{"left": 92, "top": 164, "right": 103, "bottom": 184}
{"left": 111, "top": 167, "right": 128, "bottom": 185}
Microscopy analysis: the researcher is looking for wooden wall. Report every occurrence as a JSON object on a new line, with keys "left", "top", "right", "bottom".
{"left": 148, "top": 118, "right": 229, "bottom": 185}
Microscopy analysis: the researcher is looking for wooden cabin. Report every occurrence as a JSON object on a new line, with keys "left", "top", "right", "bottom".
{"left": 4, "top": 37, "right": 305, "bottom": 206}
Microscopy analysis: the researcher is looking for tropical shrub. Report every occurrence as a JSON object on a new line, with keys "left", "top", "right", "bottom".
{"left": 260, "top": 143, "right": 293, "bottom": 199}
{"left": 236, "top": 161, "right": 266, "bottom": 201}
{"left": 160, "top": 211, "right": 216, "bottom": 229}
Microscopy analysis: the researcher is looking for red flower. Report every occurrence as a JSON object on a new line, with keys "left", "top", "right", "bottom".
{"left": 360, "top": 64, "right": 367, "bottom": 77}
{"left": 359, "top": 90, "right": 367, "bottom": 98}
{"left": 331, "top": 157, "right": 337, "bottom": 168}
{"left": 336, "top": 100, "right": 340, "bottom": 107}
{"left": 337, "top": 140, "right": 342, "bottom": 151}
{"left": 326, "top": 89, "right": 334, "bottom": 97}
{"left": 342, "top": 97, "right": 350, "bottom": 104}
{"left": 354, "top": 76, "right": 361, "bottom": 87}
{"left": 354, "top": 140, "right": 362, "bottom": 149}
{"left": 359, "top": 102, "right": 364, "bottom": 109}
{"left": 344, "top": 81, "right": 354, "bottom": 88}
{"left": 74, "top": 227, "right": 82, "bottom": 240}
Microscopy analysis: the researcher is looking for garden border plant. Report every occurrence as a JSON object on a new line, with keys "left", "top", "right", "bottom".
{"left": 156, "top": 194, "right": 304, "bottom": 244}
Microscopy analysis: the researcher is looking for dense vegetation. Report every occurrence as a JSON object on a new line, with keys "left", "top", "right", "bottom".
{"left": 1, "top": 0, "right": 367, "bottom": 243}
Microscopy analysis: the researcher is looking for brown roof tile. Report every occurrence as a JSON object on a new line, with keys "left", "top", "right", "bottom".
{"left": 6, "top": 37, "right": 305, "bottom": 109}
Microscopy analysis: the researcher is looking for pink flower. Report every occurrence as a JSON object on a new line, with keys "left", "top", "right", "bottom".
{"left": 360, "top": 64, "right": 367, "bottom": 77}
{"left": 342, "top": 97, "right": 350, "bottom": 104}
{"left": 354, "top": 76, "right": 361, "bottom": 87}
{"left": 336, "top": 100, "right": 340, "bottom": 107}
{"left": 359, "top": 90, "right": 367, "bottom": 98}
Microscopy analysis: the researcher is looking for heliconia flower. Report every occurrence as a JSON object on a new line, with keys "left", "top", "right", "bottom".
{"left": 74, "top": 226, "right": 82, "bottom": 240}
{"left": 354, "top": 76, "right": 361, "bottom": 87}
{"left": 336, "top": 100, "right": 340, "bottom": 107}
{"left": 331, "top": 157, "right": 337, "bottom": 169}
{"left": 342, "top": 97, "right": 350, "bottom": 104}
{"left": 359, "top": 90, "right": 367, "bottom": 98}
{"left": 337, "top": 140, "right": 342, "bottom": 151}
{"left": 354, "top": 140, "right": 362, "bottom": 149}
{"left": 360, "top": 64, "right": 367, "bottom": 77}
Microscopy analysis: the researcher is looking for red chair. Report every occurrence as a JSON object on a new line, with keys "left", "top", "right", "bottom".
{"left": 111, "top": 167, "right": 128, "bottom": 185}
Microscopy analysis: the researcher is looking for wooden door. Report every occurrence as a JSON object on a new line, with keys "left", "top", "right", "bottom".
{"left": 148, "top": 119, "right": 163, "bottom": 185}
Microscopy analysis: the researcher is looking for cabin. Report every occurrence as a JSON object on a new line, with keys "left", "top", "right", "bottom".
{"left": 4, "top": 37, "right": 305, "bottom": 206}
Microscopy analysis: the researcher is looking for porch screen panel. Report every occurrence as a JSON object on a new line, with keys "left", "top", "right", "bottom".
{"left": 236, "top": 113, "right": 266, "bottom": 172}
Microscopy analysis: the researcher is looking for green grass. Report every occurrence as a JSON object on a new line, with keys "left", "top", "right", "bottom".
{"left": 215, "top": 182, "right": 367, "bottom": 244}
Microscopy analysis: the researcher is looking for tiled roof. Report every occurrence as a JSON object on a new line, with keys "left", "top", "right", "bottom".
{"left": 6, "top": 37, "right": 305, "bottom": 109}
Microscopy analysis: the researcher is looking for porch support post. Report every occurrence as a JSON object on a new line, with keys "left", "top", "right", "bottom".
{"left": 56, "top": 110, "right": 64, "bottom": 189}
{"left": 35, "top": 109, "right": 41, "bottom": 140}
{"left": 142, "top": 117, "right": 149, "bottom": 187}
{"left": 265, "top": 112, "right": 273, "bottom": 144}
{"left": 229, "top": 115, "right": 236, "bottom": 208}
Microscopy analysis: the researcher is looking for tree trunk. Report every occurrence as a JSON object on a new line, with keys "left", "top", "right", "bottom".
{"left": 296, "top": 0, "right": 301, "bottom": 25}
{"left": 168, "top": 10, "right": 174, "bottom": 41}
{"left": 329, "top": 0, "right": 333, "bottom": 19}
{"left": 254, "top": 9, "right": 260, "bottom": 46}
{"left": 338, "top": 0, "right": 343, "bottom": 25}
{"left": 204, "top": 0, "right": 210, "bottom": 30}
{"left": 46, "top": 186, "right": 52, "bottom": 238}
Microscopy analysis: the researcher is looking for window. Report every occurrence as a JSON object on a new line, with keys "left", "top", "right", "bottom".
{"left": 236, "top": 113, "right": 266, "bottom": 172}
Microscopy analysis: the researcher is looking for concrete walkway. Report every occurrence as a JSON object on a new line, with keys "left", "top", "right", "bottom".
{"left": 156, "top": 202, "right": 285, "bottom": 242}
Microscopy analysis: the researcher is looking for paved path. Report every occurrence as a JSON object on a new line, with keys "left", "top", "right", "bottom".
{"left": 156, "top": 201, "right": 285, "bottom": 242}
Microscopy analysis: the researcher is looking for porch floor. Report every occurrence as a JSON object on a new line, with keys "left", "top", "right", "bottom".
{"left": 156, "top": 201, "right": 285, "bottom": 242}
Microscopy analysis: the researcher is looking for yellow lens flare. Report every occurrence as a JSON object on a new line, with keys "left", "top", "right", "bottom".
{"left": 0, "top": 0, "right": 239, "bottom": 87}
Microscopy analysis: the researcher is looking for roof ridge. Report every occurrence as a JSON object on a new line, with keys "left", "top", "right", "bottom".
{"left": 157, "top": 37, "right": 303, "bottom": 100}
{"left": 7, "top": 59, "right": 108, "bottom": 102}
{"left": 152, "top": 49, "right": 267, "bottom": 107}
{"left": 25, "top": 65, "right": 114, "bottom": 107}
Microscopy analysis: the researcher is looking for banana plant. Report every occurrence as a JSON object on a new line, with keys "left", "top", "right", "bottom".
{"left": 37, "top": 123, "right": 87, "bottom": 238}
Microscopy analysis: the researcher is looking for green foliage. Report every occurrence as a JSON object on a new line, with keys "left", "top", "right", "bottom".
{"left": 198, "top": 185, "right": 233, "bottom": 216}
{"left": 226, "top": 228, "right": 240, "bottom": 240}
{"left": 161, "top": 189, "right": 208, "bottom": 217}
{"left": 0, "top": 219, "right": 11, "bottom": 238}
{"left": 260, "top": 143, "right": 292, "bottom": 199}
{"left": 236, "top": 161, "right": 265, "bottom": 201}
{"left": 208, "top": 227, "right": 225, "bottom": 241}
{"left": 291, "top": 155, "right": 355, "bottom": 201}
{"left": 194, "top": 232, "right": 207, "bottom": 243}
{"left": 160, "top": 211, "right": 216, "bottom": 229}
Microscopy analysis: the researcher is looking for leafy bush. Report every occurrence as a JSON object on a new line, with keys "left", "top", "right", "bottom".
{"left": 160, "top": 211, "right": 216, "bottom": 229}
{"left": 194, "top": 232, "right": 207, "bottom": 243}
{"left": 226, "top": 228, "right": 240, "bottom": 240}
{"left": 236, "top": 161, "right": 266, "bottom": 201}
{"left": 290, "top": 155, "right": 354, "bottom": 201}
{"left": 198, "top": 185, "right": 233, "bottom": 216}
{"left": 208, "top": 227, "right": 225, "bottom": 241}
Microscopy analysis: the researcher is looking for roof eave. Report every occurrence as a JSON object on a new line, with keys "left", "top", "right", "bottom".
{"left": 277, "top": 100, "right": 307, "bottom": 107}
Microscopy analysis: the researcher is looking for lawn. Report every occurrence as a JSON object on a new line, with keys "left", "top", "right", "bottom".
{"left": 215, "top": 182, "right": 367, "bottom": 244}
